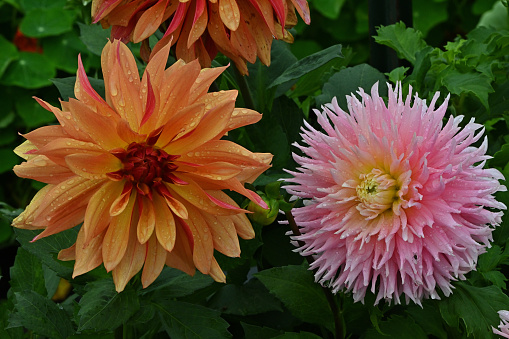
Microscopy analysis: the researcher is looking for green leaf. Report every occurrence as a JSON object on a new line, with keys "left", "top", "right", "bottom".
{"left": 316, "top": 63, "right": 387, "bottom": 110}
{"left": 439, "top": 283, "right": 509, "bottom": 338}
{"left": 412, "top": 0, "right": 448, "bottom": 37}
{"left": 274, "top": 332, "right": 323, "bottom": 339}
{"left": 19, "top": 0, "right": 67, "bottom": 11}
{"left": 9, "top": 247, "right": 46, "bottom": 296}
{"left": 0, "top": 300, "right": 24, "bottom": 339}
{"left": 439, "top": 67, "right": 494, "bottom": 109}
{"left": 0, "top": 148, "right": 19, "bottom": 174}
{"left": 141, "top": 267, "right": 214, "bottom": 297}
{"left": 406, "top": 303, "right": 448, "bottom": 339}
{"left": 9, "top": 290, "right": 75, "bottom": 339}
{"left": 241, "top": 322, "right": 282, "bottom": 339}
{"left": 15, "top": 94, "right": 56, "bottom": 128}
{"left": 208, "top": 280, "right": 283, "bottom": 316}
{"left": 387, "top": 66, "right": 409, "bottom": 83}
{"left": 155, "top": 299, "right": 231, "bottom": 339}
{"left": 20, "top": 8, "right": 75, "bottom": 38}
{"left": 78, "top": 23, "right": 111, "bottom": 56}
{"left": 255, "top": 265, "right": 334, "bottom": 332}
{"left": 51, "top": 76, "right": 106, "bottom": 101}
{"left": 364, "top": 315, "right": 427, "bottom": 339}
{"left": 311, "top": 0, "right": 346, "bottom": 19}
{"left": 14, "top": 227, "right": 77, "bottom": 278}
{"left": 269, "top": 44, "right": 343, "bottom": 89}
{"left": 77, "top": 279, "right": 140, "bottom": 332}
{"left": 1, "top": 52, "right": 56, "bottom": 88}
{"left": 374, "top": 22, "right": 428, "bottom": 64}
{"left": 42, "top": 30, "right": 87, "bottom": 73}
{"left": 0, "top": 35, "right": 19, "bottom": 78}
{"left": 492, "top": 142, "right": 509, "bottom": 168}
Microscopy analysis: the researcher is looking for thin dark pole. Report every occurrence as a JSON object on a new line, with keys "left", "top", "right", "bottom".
{"left": 369, "top": 0, "right": 413, "bottom": 73}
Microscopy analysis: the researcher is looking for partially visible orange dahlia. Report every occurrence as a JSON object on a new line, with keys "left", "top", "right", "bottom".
{"left": 92, "top": 0, "right": 310, "bottom": 74}
{"left": 12, "top": 39, "right": 272, "bottom": 292}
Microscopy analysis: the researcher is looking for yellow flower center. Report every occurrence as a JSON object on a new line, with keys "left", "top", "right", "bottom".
{"left": 356, "top": 168, "right": 399, "bottom": 219}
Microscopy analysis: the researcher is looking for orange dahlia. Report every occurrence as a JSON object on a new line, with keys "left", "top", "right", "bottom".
{"left": 91, "top": 0, "right": 310, "bottom": 74}
{"left": 12, "top": 39, "right": 272, "bottom": 292}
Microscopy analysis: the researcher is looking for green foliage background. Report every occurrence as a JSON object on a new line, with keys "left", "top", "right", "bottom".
{"left": 0, "top": 0, "right": 508, "bottom": 338}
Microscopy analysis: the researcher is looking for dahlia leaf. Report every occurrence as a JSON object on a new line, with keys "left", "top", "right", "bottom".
{"left": 141, "top": 267, "right": 214, "bottom": 297}
{"left": 14, "top": 228, "right": 77, "bottom": 279}
{"left": 15, "top": 94, "right": 56, "bottom": 128}
{"left": 0, "top": 35, "right": 19, "bottom": 78}
{"left": 241, "top": 322, "right": 282, "bottom": 339}
{"left": 9, "top": 290, "right": 74, "bottom": 339}
{"left": 208, "top": 280, "right": 283, "bottom": 316}
{"left": 1, "top": 52, "right": 55, "bottom": 89}
{"left": 0, "top": 149, "right": 20, "bottom": 174}
{"left": 312, "top": 0, "right": 346, "bottom": 19}
{"left": 42, "top": 31, "right": 88, "bottom": 74}
{"left": 274, "top": 332, "right": 323, "bottom": 339}
{"left": 77, "top": 279, "right": 140, "bottom": 332}
{"left": 155, "top": 299, "right": 232, "bottom": 339}
{"left": 261, "top": 225, "right": 305, "bottom": 267}
{"left": 78, "top": 22, "right": 111, "bottom": 56}
{"left": 412, "top": 0, "right": 448, "bottom": 37}
{"left": 0, "top": 300, "right": 24, "bottom": 339}
{"left": 255, "top": 265, "right": 334, "bottom": 332}
{"left": 51, "top": 76, "right": 105, "bottom": 101}
{"left": 406, "top": 303, "right": 448, "bottom": 339}
{"left": 374, "top": 22, "right": 428, "bottom": 65}
{"left": 20, "top": 8, "right": 75, "bottom": 38}
{"left": 10, "top": 247, "right": 46, "bottom": 296}
{"left": 364, "top": 315, "right": 427, "bottom": 339}
{"left": 439, "top": 67, "right": 493, "bottom": 109}
{"left": 439, "top": 283, "right": 509, "bottom": 338}
{"left": 269, "top": 44, "right": 343, "bottom": 89}
{"left": 317, "top": 63, "right": 387, "bottom": 110}
{"left": 492, "top": 142, "right": 509, "bottom": 168}
{"left": 19, "top": 0, "right": 67, "bottom": 12}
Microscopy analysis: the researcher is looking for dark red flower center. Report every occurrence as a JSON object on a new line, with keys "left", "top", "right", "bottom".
{"left": 107, "top": 142, "right": 183, "bottom": 197}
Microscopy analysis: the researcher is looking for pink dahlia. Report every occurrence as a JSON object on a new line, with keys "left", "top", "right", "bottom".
{"left": 285, "top": 82, "right": 506, "bottom": 305}
{"left": 494, "top": 310, "right": 509, "bottom": 338}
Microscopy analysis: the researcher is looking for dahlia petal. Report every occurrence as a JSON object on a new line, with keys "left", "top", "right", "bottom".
{"left": 102, "top": 190, "right": 136, "bottom": 271}
{"left": 268, "top": 0, "right": 286, "bottom": 29}
{"left": 13, "top": 140, "right": 37, "bottom": 161}
{"left": 231, "top": 19, "right": 257, "bottom": 64}
{"left": 169, "top": 175, "right": 244, "bottom": 215}
{"left": 188, "top": 65, "right": 228, "bottom": 103}
{"left": 188, "top": 161, "right": 242, "bottom": 180}
{"left": 72, "top": 227, "right": 105, "bottom": 277}
{"left": 165, "top": 1, "right": 188, "bottom": 36}
{"left": 219, "top": 0, "right": 240, "bottom": 31}
{"left": 165, "top": 219, "right": 196, "bottom": 276}
{"left": 201, "top": 213, "right": 241, "bottom": 257}
{"left": 14, "top": 156, "right": 74, "bottom": 184}
{"left": 110, "top": 182, "right": 134, "bottom": 216}
{"left": 112, "top": 221, "right": 146, "bottom": 292}
{"left": 58, "top": 244, "right": 76, "bottom": 261}
{"left": 12, "top": 185, "right": 53, "bottom": 230}
{"left": 221, "top": 108, "right": 263, "bottom": 134}
{"left": 152, "top": 192, "right": 176, "bottom": 252}
{"left": 230, "top": 213, "right": 255, "bottom": 239}
{"left": 187, "top": 0, "right": 207, "bottom": 48}
{"left": 208, "top": 257, "right": 226, "bottom": 283}
{"left": 290, "top": 0, "right": 310, "bottom": 24}
{"left": 22, "top": 125, "right": 69, "bottom": 149}
{"left": 183, "top": 203, "right": 214, "bottom": 274}
{"left": 76, "top": 54, "right": 112, "bottom": 114}
{"left": 132, "top": 0, "right": 169, "bottom": 43}
{"left": 141, "top": 234, "right": 167, "bottom": 287}
{"left": 92, "top": 0, "right": 124, "bottom": 22}
{"left": 65, "top": 152, "right": 123, "bottom": 179}
{"left": 83, "top": 180, "right": 124, "bottom": 245}
{"left": 137, "top": 196, "right": 156, "bottom": 244}
{"left": 165, "top": 93, "right": 235, "bottom": 154}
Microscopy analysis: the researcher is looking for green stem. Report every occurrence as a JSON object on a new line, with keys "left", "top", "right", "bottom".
{"left": 285, "top": 210, "right": 345, "bottom": 339}
{"left": 234, "top": 66, "right": 255, "bottom": 110}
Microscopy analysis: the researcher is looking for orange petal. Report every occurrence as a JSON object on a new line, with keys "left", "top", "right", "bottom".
{"left": 68, "top": 98, "right": 125, "bottom": 150}
{"left": 165, "top": 218, "right": 196, "bottom": 276}
{"left": 12, "top": 185, "right": 53, "bottom": 230}
{"left": 187, "top": 0, "right": 207, "bottom": 48}
{"left": 141, "top": 234, "right": 167, "bottom": 287}
{"left": 186, "top": 161, "right": 242, "bottom": 181}
{"left": 72, "top": 227, "right": 105, "bottom": 277}
{"left": 182, "top": 203, "right": 214, "bottom": 274}
{"left": 158, "top": 184, "right": 189, "bottom": 219}
{"left": 110, "top": 182, "right": 134, "bottom": 216}
{"left": 32, "top": 177, "right": 104, "bottom": 229}
{"left": 221, "top": 108, "right": 263, "bottom": 134}
{"left": 37, "top": 137, "right": 104, "bottom": 167}
{"left": 231, "top": 18, "right": 257, "bottom": 64}
{"left": 230, "top": 212, "right": 255, "bottom": 239}
{"left": 169, "top": 176, "right": 244, "bottom": 215}
{"left": 133, "top": 0, "right": 169, "bottom": 43}
{"left": 58, "top": 243, "right": 76, "bottom": 261}
{"left": 137, "top": 196, "right": 156, "bottom": 245}
{"left": 153, "top": 192, "right": 177, "bottom": 252}
{"left": 14, "top": 140, "right": 36, "bottom": 161}
{"left": 22, "top": 125, "right": 69, "bottom": 149}
{"left": 164, "top": 93, "right": 235, "bottom": 155}
{"left": 14, "top": 156, "right": 75, "bottom": 184}
{"left": 65, "top": 152, "right": 123, "bottom": 179}
{"left": 83, "top": 180, "right": 125, "bottom": 245}
{"left": 208, "top": 257, "right": 226, "bottom": 283}
{"left": 155, "top": 102, "right": 205, "bottom": 149}
{"left": 188, "top": 66, "right": 228, "bottom": 104}
{"left": 219, "top": 0, "right": 240, "bottom": 31}
{"left": 201, "top": 213, "right": 240, "bottom": 257}
{"left": 102, "top": 190, "right": 136, "bottom": 272}
{"left": 112, "top": 219, "right": 146, "bottom": 292}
